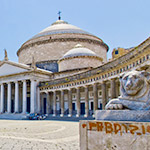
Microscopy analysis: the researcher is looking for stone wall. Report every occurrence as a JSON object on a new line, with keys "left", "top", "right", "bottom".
{"left": 18, "top": 34, "right": 107, "bottom": 64}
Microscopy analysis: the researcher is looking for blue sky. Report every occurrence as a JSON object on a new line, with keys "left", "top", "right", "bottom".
{"left": 0, "top": 0, "right": 149, "bottom": 62}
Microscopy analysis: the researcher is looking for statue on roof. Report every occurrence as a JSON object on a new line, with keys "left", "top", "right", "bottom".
{"left": 4, "top": 49, "right": 8, "bottom": 61}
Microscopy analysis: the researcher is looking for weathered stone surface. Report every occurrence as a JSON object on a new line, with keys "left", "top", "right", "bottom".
{"left": 106, "top": 70, "right": 150, "bottom": 110}
{"left": 95, "top": 110, "right": 150, "bottom": 122}
{"left": 80, "top": 120, "right": 150, "bottom": 150}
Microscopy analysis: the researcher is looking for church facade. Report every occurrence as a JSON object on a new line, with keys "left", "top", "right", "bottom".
{"left": 1, "top": 18, "right": 150, "bottom": 118}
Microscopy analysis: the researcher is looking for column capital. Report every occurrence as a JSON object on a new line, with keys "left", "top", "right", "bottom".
{"left": 0, "top": 82, "right": 4, "bottom": 85}
{"left": 75, "top": 86, "right": 80, "bottom": 90}
{"left": 66, "top": 88, "right": 72, "bottom": 91}
{"left": 46, "top": 91, "right": 50, "bottom": 95}
{"left": 22, "top": 80, "right": 27, "bottom": 83}
{"left": 83, "top": 85, "right": 89, "bottom": 89}
{"left": 102, "top": 80, "right": 108, "bottom": 84}
{"left": 92, "top": 82, "right": 97, "bottom": 86}
{"left": 110, "top": 78, "right": 117, "bottom": 81}
{"left": 14, "top": 80, "right": 19, "bottom": 84}
{"left": 60, "top": 89, "right": 65, "bottom": 92}
{"left": 42, "top": 91, "right": 48, "bottom": 94}
{"left": 30, "top": 78, "right": 37, "bottom": 82}
{"left": 53, "top": 90, "right": 57, "bottom": 94}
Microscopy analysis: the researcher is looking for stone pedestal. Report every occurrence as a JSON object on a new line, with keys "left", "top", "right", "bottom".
{"left": 80, "top": 110, "right": 150, "bottom": 150}
{"left": 80, "top": 120, "right": 150, "bottom": 150}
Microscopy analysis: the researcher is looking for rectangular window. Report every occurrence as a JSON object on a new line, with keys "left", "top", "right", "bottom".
{"left": 72, "top": 94, "right": 76, "bottom": 100}
{"left": 147, "top": 54, "right": 149, "bottom": 60}
{"left": 115, "top": 50, "right": 119, "bottom": 55}
{"left": 89, "top": 92, "right": 94, "bottom": 98}
{"left": 98, "top": 91, "right": 102, "bottom": 96}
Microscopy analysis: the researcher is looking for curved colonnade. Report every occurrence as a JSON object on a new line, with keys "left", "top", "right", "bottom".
{"left": 39, "top": 37, "right": 150, "bottom": 117}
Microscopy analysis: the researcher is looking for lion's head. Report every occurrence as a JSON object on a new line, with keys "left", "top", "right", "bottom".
{"left": 120, "top": 70, "right": 150, "bottom": 97}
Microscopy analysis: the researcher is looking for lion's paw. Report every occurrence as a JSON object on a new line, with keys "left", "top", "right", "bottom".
{"left": 106, "top": 104, "right": 123, "bottom": 110}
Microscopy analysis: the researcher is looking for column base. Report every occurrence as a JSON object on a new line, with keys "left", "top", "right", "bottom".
{"left": 60, "top": 114, "right": 64, "bottom": 117}
{"left": 68, "top": 114, "right": 72, "bottom": 117}
{"left": 52, "top": 114, "right": 56, "bottom": 117}
{"left": 21, "top": 112, "right": 27, "bottom": 115}
{"left": 76, "top": 114, "right": 80, "bottom": 117}
{"left": 6, "top": 112, "right": 11, "bottom": 114}
{"left": 84, "top": 114, "right": 88, "bottom": 118}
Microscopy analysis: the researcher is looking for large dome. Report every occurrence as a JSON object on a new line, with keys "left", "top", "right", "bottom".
{"left": 32, "top": 20, "right": 92, "bottom": 39}
{"left": 17, "top": 19, "right": 108, "bottom": 72}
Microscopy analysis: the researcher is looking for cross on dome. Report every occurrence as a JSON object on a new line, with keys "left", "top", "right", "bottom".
{"left": 58, "top": 11, "right": 61, "bottom": 20}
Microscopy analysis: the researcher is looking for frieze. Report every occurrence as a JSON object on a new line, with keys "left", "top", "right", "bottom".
{"left": 17, "top": 38, "right": 108, "bottom": 56}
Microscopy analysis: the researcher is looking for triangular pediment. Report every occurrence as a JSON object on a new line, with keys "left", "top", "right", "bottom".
{"left": 0, "top": 61, "right": 30, "bottom": 76}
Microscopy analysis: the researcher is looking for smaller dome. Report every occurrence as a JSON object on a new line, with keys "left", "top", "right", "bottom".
{"left": 61, "top": 44, "right": 98, "bottom": 60}
{"left": 58, "top": 44, "right": 103, "bottom": 72}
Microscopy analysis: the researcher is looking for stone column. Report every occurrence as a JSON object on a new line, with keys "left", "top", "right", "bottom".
{"left": 60, "top": 90, "right": 64, "bottom": 117}
{"left": 76, "top": 87, "right": 80, "bottom": 117}
{"left": 84, "top": 86, "right": 89, "bottom": 117}
{"left": 111, "top": 78, "right": 116, "bottom": 99}
{"left": 49, "top": 92, "right": 53, "bottom": 114}
{"left": 102, "top": 81, "right": 108, "bottom": 110}
{"left": 14, "top": 81, "right": 19, "bottom": 113}
{"left": 53, "top": 91, "right": 56, "bottom": 116}
{"left": 46, "top": 92, "right": 51, "bottom": 114}
{"left": 58, "top": 92, "right": 61, "bottom": 114}
{"left": 41, "top": 94, "right": 44, "bottom": 114}
{"left": 30, "top": 79, "right": 37, "bottom": 113}
{"left": 0, "top": 84, "right": 4, "bottom": 113}
{"left": 93, "top": 83, "right": 98, "bottom": 117}
{"left": 37, "top": 86, "right": 40, "bottom": 114}
{"left": 7, "top": 82, "right": 11, "bottom": 113}
{"left": 115, "top": 80, "right": 119, "bottom": 98}
{"left": 68, "top": 89, "right": 72, "bottom": 117}
{"left": 22, "top": 80, "right": 27, "bottom": 114}
{"left": 40, "top": 93, "right": 43, "bottom": 114}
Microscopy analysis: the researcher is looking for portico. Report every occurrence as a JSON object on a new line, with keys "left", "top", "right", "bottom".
{"left": 0, "top": 60, "right": 52, "bottom": 114}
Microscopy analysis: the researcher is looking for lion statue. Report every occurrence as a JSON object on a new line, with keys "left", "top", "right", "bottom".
{"left": 105, "top": 70, "right": 150, "bottom": 110}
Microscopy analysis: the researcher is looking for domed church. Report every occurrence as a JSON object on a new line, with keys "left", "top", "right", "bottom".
{"left": 17, "top": 18, "right": 108, "bottom": 72}
{"left": 0, "top": 16, "right": 149, "bottom": 119}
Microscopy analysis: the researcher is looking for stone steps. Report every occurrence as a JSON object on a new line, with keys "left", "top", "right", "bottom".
{"left": 0, "top": 114, "right": 95, "bottom": 121}
{"left": 45, "top": 115, "right": 94, "bottom": 122}
{"left": 0, "top": 113, "right": 27, "bottom": 120}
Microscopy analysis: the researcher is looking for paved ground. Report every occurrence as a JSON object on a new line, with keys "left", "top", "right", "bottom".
{"left": 0, "top": 120, "right": 79, "bottom": 150}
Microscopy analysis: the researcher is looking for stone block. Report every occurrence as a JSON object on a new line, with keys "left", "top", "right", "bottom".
{"left": 80, "top": 120, "right": 150, "bottom": 150}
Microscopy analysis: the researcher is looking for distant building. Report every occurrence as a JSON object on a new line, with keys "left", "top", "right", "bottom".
{"left": 112, "top": 47, "right": 133, "bottom": 59}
